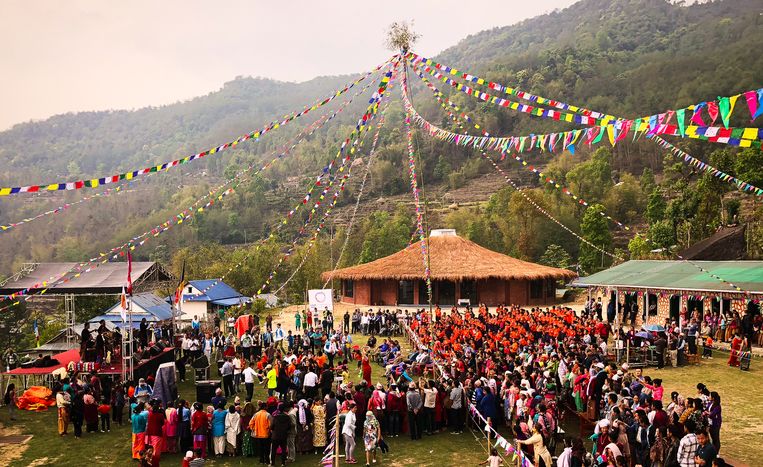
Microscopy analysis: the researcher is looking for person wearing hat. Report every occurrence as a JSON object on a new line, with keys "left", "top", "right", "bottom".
{"left": 181, "top": 450, "right": 194, "bottom": 467}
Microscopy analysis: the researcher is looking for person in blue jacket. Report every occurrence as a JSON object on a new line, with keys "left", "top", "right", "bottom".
{"left": 211, "top": 403, "right": 228, "bottom": 457}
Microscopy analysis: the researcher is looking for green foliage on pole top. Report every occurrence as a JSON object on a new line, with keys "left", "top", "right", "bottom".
{"left": 385, "top": 21, "right": 420, "bottom": 53}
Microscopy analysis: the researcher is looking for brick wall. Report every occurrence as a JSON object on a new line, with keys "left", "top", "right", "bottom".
{"left": 354, "top": 280, "right": 371, "bottom": 305}
{"left": 477, "top": 279, "right": 506, "bottom": 305}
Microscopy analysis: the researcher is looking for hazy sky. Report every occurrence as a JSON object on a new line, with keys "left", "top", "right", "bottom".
{"left": 0, "top": 0, "right": 577, "bottom": 130}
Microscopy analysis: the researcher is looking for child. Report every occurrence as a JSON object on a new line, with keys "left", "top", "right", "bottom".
{"left": 98, "top": 397, "right": 111, "bottom": 432}
{"left": 703, "top": 335, "right": 714, "bottom": 359}
{"left": 479, "top": 448, "right": 502, "bottom": 467}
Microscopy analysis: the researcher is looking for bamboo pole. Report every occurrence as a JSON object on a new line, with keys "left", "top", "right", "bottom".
{"left": 334, "top": 413, "right": 340, "bottom": 467}
{"left": 486, "top": 417, "right": 491, "bottom": 456}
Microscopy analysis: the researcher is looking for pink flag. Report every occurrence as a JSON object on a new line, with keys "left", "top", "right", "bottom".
{"left": 745, "top": 91, "right": 759, "bottom": 120}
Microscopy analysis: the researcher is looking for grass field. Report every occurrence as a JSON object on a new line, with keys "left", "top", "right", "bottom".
{"left": 0, "top": 331, "right": 758, "bottom": 466}
{"left": 0, "top": 333, "right": 498, "bottom": 467}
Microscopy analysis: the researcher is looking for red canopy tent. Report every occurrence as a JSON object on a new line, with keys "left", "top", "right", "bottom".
{"left": 4, "top": 349, "right": 80, "bottom": 376}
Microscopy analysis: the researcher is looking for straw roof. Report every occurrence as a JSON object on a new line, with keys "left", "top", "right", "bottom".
{"left": 322, "top": 234, "right": 576, "bottom": 282}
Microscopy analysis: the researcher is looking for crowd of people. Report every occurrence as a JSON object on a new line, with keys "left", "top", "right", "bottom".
{"left": 21, "top": 300, "right": 739, "bottom": 467}
{"left": 406, "top": 304, "right": 730, "bottom": 467}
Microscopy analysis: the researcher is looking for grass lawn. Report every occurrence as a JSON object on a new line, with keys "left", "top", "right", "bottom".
{"left": 641, "top": 353, "right": 760, "bottom": 467}
{"left": 2, "top": 329, "right": 759, "bottom": 466}
{"left": 0, "top": 332, "right": 496, "bottom": 467}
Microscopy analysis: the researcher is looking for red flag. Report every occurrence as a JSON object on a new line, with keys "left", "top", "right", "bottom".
{"left": 126, "top": 250, "right": 133, "bottom": 296}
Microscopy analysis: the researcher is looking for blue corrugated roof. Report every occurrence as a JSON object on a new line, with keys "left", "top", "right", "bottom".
{"left": 98, "top": 292, "right": 174, "bottom": 321}
{"left": 186, "top": 279, "right": 243, "bottom": 302}
{"left": 212, "top": 297, "right": 252, "bottom": 307}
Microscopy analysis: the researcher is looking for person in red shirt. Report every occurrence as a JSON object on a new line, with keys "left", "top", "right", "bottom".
{"left": 97, "top": 397, "right": 111, "bottom": 432}
{"left": 191, "top": 402, "right": 208, "bottom": 458}
{"left": 145, "top": 401, "right": 166, "bottom": 462}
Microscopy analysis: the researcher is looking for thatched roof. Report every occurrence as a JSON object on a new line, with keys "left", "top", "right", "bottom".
{"left": 322, "top": 233, "right": 576, "bottom": 282}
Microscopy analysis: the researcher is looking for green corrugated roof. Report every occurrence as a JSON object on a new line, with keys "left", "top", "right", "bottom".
{"left": 572, "top": 260, "right": 763, "bottom": 294}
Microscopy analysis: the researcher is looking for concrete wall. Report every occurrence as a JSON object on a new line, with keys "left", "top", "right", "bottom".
{"left": 178, "top": 301, "right": 207, "bottom": 322}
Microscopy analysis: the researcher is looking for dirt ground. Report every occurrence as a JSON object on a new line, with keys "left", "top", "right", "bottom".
{"left": 0, "top": 424, "right": 29, "bottom": 467}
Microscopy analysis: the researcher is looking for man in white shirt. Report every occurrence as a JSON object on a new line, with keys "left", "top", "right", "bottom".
{"left": 422, "top": 383, "right": 437, "bottom": 435}
{"left": 242, "top": 360, "right": 257, "bottom": 402}
{"left": 232, "top": 355, "right": 243, "bottom": 393}
{"left": 273, "top": 324, "right": 285, "bottom": 351}
{"left": 303, "top": 369, "right": 319, "bottom": 398}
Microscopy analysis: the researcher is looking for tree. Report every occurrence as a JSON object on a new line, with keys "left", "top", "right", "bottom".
{"left": 579, "top": 203, "right": 612, "bottom": 272}
{"left": 566, "top": 147, "right": 613, "bottom": 205}
{"left": 734, "top": 148, "right": 763, "bottom": 189}
{"left": 649, "top": 220, "right": 676, "bottom": 252}
{"left": 433, "top": 155, "right": 451, "bottom": 181}
{"left": 628, "top": 235, "right": 650, "bottom": 259}
{"left": 646, "top": 188, "right": 667, "bottom": 224}
{"left": 640, "top": 167, "right": 656, "bottom": 195}
{"left": 539, "top": 244, "right": 572, "bottom": 269}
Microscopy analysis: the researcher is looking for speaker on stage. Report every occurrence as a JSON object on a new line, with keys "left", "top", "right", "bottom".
{"left": 192, "top": 355, "right": 209, "bottom": 369}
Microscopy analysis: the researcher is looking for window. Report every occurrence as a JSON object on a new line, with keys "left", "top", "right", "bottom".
{"left": 343, "top": 280, "right": 354, "bottom": 298}
{"left": 646, "top": 293, "right": 658, "bottom": 316}
{"left": 546, "top": 279, "right": 556, "bottom": 298}
{"left": 398, "top": 280, "right": 414, "bottom": 304}
{"left": 187, "top": 286, "right": 193, "bottom": 293}
{"left": 461, "top": 280, "right": 477, "bottom": 305}
{"left": 418, "top": 280, "right": 430, "bottom": 305}
{"left": 530, "top": 280, "right": 543, "bottom": 299}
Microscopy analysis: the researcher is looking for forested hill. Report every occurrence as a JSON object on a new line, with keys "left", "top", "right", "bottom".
{"left": 1, "top": 0, "right": 763, "bottom": 291}
{"left": 438, "top": 0, "right": 763, "bottom": 119}
{"left": 0, "top": 74, "right": 355, "bottom": 184}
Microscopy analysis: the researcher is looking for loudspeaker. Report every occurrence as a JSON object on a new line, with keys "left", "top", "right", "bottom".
{"left": 149, "top": 345, "right": 161, "bottom": 357}
{"left": 192, "top": 355, "right": 209, "bottom": 369}
{"left": 156, "top": 341, "right": 167, "bottom": 351}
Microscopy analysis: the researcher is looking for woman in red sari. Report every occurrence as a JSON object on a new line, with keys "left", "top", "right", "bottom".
{"left": 361, "top": 353, "right": 372, "bottom": 386}
{"left": 191, "top": 402, "right": 208, "bottom": 458}
{"left": 728, "top": 332, "right": 743, "bottom": 367}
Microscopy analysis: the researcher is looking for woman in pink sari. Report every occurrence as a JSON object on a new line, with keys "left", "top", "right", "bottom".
{"left": 164, "top": 401, "right": 179, "bottom": 454}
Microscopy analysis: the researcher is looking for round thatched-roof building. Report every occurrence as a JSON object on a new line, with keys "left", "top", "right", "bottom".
{"left": 322, "top": 229, "right": 576, "bottom": 307}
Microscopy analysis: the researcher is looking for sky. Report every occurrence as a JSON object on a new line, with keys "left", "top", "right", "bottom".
{"left": 0, "top": 0, "right": 577, "bottom": 130}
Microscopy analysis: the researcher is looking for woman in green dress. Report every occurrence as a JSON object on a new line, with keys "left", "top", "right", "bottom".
{"left": 240, "top": 402, "right": 256, "bottom": 457}
{"left": 295, "top": 311, "right": 302, "bottom": 333}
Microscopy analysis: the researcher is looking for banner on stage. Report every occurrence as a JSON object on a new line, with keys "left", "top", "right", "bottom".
{"left": 308, "top": 289, "right": 333, "bottom": 311}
